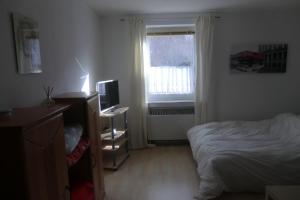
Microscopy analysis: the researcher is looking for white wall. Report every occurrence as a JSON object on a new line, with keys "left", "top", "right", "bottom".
{"left": 214, "top": 10, "right": 300, "bottom": 121}
{"left": 0, "top": 0, "right": 103, "bottom": 109}
{"left": 100, "top": 10, "right": 300, "bottom": 123}
{"left": 100, "top": 17, "right": 132, "bottom": 108}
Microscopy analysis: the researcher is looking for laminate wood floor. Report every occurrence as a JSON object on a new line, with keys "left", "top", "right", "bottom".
{"left": 103, "top": 146, "right": 264, "bottom": 200}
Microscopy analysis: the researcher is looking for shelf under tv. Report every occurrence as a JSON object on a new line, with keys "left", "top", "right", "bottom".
{"left": 99, "top": 106, "right": 129, "bottom": 170}
{"left": 101, "top": 129, "right": 127, "bottom": 141}
{"left": 100, "top": 107, "right": 129, "bottom": 118}
{"left": 102, "top": 138, "right": 127, "bottom": 152}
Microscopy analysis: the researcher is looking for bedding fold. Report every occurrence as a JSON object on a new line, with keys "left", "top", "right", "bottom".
{"left": 187, "top": 113, "right": 300, "bottom": 200}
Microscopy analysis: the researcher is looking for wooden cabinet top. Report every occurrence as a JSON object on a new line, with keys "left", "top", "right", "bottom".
{"left": 54, "top": 92, "right": 98, "bottom": 102}
{"left": 0, "top": 105, "right": 69, "bottom": 128}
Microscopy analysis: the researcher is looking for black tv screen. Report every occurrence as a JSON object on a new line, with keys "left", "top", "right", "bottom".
{"left": 97, "top": 80, "right": 120, "bottom": 112}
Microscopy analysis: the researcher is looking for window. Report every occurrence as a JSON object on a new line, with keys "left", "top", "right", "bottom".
{"left": 146, "top": 26, "right": 195, "bottom": 103}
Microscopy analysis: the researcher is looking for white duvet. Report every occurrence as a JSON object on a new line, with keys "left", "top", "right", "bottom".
{"left": 187, "top": 113, "right": 300, "bottom": 200}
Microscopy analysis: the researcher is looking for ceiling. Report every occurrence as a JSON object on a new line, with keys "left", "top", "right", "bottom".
{"left": 87, "top": 0, "right": 300, "bottom": 15}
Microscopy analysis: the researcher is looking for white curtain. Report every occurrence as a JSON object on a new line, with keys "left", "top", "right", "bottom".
{"left": 128, "top": 16, "right": 148, "bottom": 149}
{"left": 194, "top": 15, "right": 215, "bottom": 125}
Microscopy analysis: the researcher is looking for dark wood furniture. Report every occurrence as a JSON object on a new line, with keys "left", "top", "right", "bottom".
{"left": 54, "top": 92, "right": 105, "bottom": 200}
{"left": 0, "top": 92, "right": 105, "bottom": 200}
{"left": 0, "top": 105, "right": 70, "bottom": 200}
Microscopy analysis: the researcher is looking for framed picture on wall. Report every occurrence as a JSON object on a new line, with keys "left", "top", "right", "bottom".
{"left": 230, "top": 43, "right": 288, "bottom": 73}
{"left": 12, "top": 13, "right": 42, "bottom": 74}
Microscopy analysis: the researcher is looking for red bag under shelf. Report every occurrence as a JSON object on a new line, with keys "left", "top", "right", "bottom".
{"left": 66, "top": 138, "right": 90, "bottom": 167}
{"left": 71, "top": 181, "right": 94, "bottom": 200}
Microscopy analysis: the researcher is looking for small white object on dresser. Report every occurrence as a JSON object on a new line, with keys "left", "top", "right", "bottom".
{"left": 266, "top": 185, "right": 300, "bottom": 200}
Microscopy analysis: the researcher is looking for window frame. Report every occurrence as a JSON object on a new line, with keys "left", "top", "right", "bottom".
{"left": 145, "top": 25, "right": 196, "bottom": 103}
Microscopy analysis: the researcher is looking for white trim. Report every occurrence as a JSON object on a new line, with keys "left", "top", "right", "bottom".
{"left": 148, "top": 93, "right": 194, "bottom": 102}
{"left": 148, "top": 101, "right": 194, "bottom": 108}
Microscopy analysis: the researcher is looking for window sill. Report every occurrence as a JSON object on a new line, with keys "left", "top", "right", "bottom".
{"left": 148, "top": 101, "right": 194, "bottom": 108}
{"left": 148, "top": 101, "right": 194, "bottom": 115}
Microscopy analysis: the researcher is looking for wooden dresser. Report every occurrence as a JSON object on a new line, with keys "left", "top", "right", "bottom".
{"left": 0, "top": 105, "right": 70, "bottom": 200}
{"left": 0, "top": 92, "right": 105, "bottom": 200}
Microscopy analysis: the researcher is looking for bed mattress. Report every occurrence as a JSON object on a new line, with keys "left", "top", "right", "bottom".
{"left": 187, "top": 113, "right": 300, "bottom": 200}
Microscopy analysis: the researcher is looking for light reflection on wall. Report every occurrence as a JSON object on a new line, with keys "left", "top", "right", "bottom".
{"left": 75, "top": 57, "right": 90, "bottom": 94}
{"left": 81, "top": 73, "right": 90, "bottom": 95}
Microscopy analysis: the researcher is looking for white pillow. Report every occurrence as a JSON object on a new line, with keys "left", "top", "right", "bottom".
{"left": 64, "top": 124, "right": 83, "bottom": 154}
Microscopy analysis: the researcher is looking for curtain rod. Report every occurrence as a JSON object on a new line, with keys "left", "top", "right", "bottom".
{"left": 147, "top": 31, "right": 195, "bottom": 36}
{"left": 120, "top": 15, "right": 221, "bottom": 22}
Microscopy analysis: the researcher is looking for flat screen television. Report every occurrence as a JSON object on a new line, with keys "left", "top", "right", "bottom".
{"left": 96, "top": 80, "right": 120, "bottom": 112}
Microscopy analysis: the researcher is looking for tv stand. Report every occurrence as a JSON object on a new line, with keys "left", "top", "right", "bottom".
{"left": 100, "top": 107, "right": 129, "bottom": 170}
{"left": 108, "top": 106, "right": 118, "bottom": 112}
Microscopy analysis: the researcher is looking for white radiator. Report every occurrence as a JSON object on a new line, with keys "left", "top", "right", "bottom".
{"left": 148, "top": 105, "right": 194, "bottom": 141}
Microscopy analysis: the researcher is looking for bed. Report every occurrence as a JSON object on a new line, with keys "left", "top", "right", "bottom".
{"left": 187, "top": 113, "right": 300, "bottom": 200}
